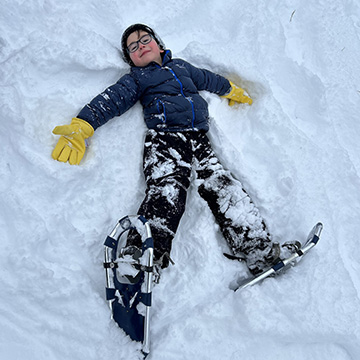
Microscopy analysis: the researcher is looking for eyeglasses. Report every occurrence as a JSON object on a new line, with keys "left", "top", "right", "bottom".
{"left": 127, "top": 34, "right": 153, "bottom": 53}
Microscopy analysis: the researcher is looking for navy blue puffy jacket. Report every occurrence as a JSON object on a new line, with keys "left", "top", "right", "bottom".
{"left": 77, "top": 50, "right": 231, "bottom": 132}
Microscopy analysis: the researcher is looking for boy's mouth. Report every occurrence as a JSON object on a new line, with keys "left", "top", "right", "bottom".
{"left": 140, "top": 50, "right": 151, "bottom": 58}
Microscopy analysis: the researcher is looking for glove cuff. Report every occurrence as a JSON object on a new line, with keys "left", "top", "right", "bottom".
{"left": 221, "top": 81, "right": 239, "bottom": 99}
{"left": 71, "top": 118, "right": 94, "bottom": 138}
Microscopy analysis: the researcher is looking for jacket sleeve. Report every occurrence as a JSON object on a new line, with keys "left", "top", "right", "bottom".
{"left": 182, "top": 60, "right": 231, "bottom": 96}
{"left": 77, "top": 74, "right": 140, "bottom": 130}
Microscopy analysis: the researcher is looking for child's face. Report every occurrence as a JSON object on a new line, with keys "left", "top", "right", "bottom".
{"left": 127, "top": 30, "right": 164, "bottom": 67}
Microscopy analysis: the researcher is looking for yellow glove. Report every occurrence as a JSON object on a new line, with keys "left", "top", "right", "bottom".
{"left": 52, "top": 118, "right": 94, "bottom": 165}
{"left": 221, "top": 81, "right": 253, "bottom": 106}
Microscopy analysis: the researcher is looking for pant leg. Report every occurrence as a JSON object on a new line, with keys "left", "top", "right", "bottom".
{"left": 127, "top": 130, "right": 193, "bottom": 267}
{"left": 193, "top": 134, "right": 277, "bottom": 275}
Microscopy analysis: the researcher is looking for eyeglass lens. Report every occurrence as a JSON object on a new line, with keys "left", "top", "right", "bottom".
{"left": 127, "top": 34, "right": 152, "bottom": 53}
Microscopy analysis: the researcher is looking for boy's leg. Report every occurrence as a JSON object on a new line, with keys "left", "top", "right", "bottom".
{"left": 127, "top": 131, "right": 193, "bottom": 268}
{"left": 193, "top": 134, "right": 278, "bottom": 275}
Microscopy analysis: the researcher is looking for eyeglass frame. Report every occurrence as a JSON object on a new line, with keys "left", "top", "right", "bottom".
{"left": 126, "top": 34, "right": 154, "bottom": 53}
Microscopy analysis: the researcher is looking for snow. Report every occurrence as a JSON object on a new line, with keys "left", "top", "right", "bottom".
{"left": 1, "top": 0, "right": 360, "bottom": 359}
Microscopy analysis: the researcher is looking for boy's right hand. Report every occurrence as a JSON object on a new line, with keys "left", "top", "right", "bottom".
{"left": 52, "top": 118, "right": 94, "bottom": 165}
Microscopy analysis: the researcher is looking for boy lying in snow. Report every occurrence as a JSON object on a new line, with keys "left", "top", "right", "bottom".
{"left": 52, "top": 23, "right": 298, "bottom": 275}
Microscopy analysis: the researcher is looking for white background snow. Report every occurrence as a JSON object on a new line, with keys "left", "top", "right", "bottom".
{"left": 1, "top": 0, "right": 360, "bottom": 359}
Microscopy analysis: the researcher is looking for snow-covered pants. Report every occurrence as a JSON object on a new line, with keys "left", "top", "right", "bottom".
{"left": 128, "top": 130, "right": 276, "bottom": 275}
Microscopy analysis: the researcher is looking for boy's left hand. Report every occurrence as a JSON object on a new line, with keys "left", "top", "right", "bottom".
{"left": 221, "top": 81, "right": 253, "bottom": 106}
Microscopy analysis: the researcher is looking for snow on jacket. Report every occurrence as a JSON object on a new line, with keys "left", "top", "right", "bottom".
{"left": 77, "top": 50, "right": 231, "bottom": 132}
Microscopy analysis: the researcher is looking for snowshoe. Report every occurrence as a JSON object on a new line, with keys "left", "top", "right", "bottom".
{"left": 233, "top": 222, "right": 323, "bottom": 291}
{"left": 103, "top": 215, "right": 154, "bottom": 358}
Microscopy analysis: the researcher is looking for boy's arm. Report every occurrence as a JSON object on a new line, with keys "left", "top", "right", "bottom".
{"left": 182, "top": 60, "right": 231, "bottom": 95}
{"left": 77, "top": 74, "right": 140, "bottom": 130}
{"left": 182, "top": 61, "right": 252, "bottom": 105}
{"left": 51, "top": 74, "right": 140, "bottom": 165}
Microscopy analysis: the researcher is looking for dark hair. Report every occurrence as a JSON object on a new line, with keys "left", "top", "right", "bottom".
{"left": 121, "top": 23, "right": 165, "bottom": 66}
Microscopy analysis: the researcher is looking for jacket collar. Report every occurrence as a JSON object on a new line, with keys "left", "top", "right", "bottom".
{"left": 130, "top": 49, "right": 172, "bottom": 72}
{"left": 161, "top": 50, "right": 172, "bottom": 66}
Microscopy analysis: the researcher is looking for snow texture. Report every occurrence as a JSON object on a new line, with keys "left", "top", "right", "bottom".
{"left": 1, "top": 0, "right": 360, "bottom": 359}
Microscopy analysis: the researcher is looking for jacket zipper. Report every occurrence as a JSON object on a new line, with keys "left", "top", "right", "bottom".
{"left": 164, "top": 66, "right": 196, "bottom": 128}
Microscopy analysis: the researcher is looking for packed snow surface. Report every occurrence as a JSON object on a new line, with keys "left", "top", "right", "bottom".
{"left": 1, "top": 0, "right": 360, "bottom": 359}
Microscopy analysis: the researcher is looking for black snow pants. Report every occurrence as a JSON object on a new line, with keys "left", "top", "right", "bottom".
{"left": 128, "top": 130, "right": 277, "bottom": 275}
